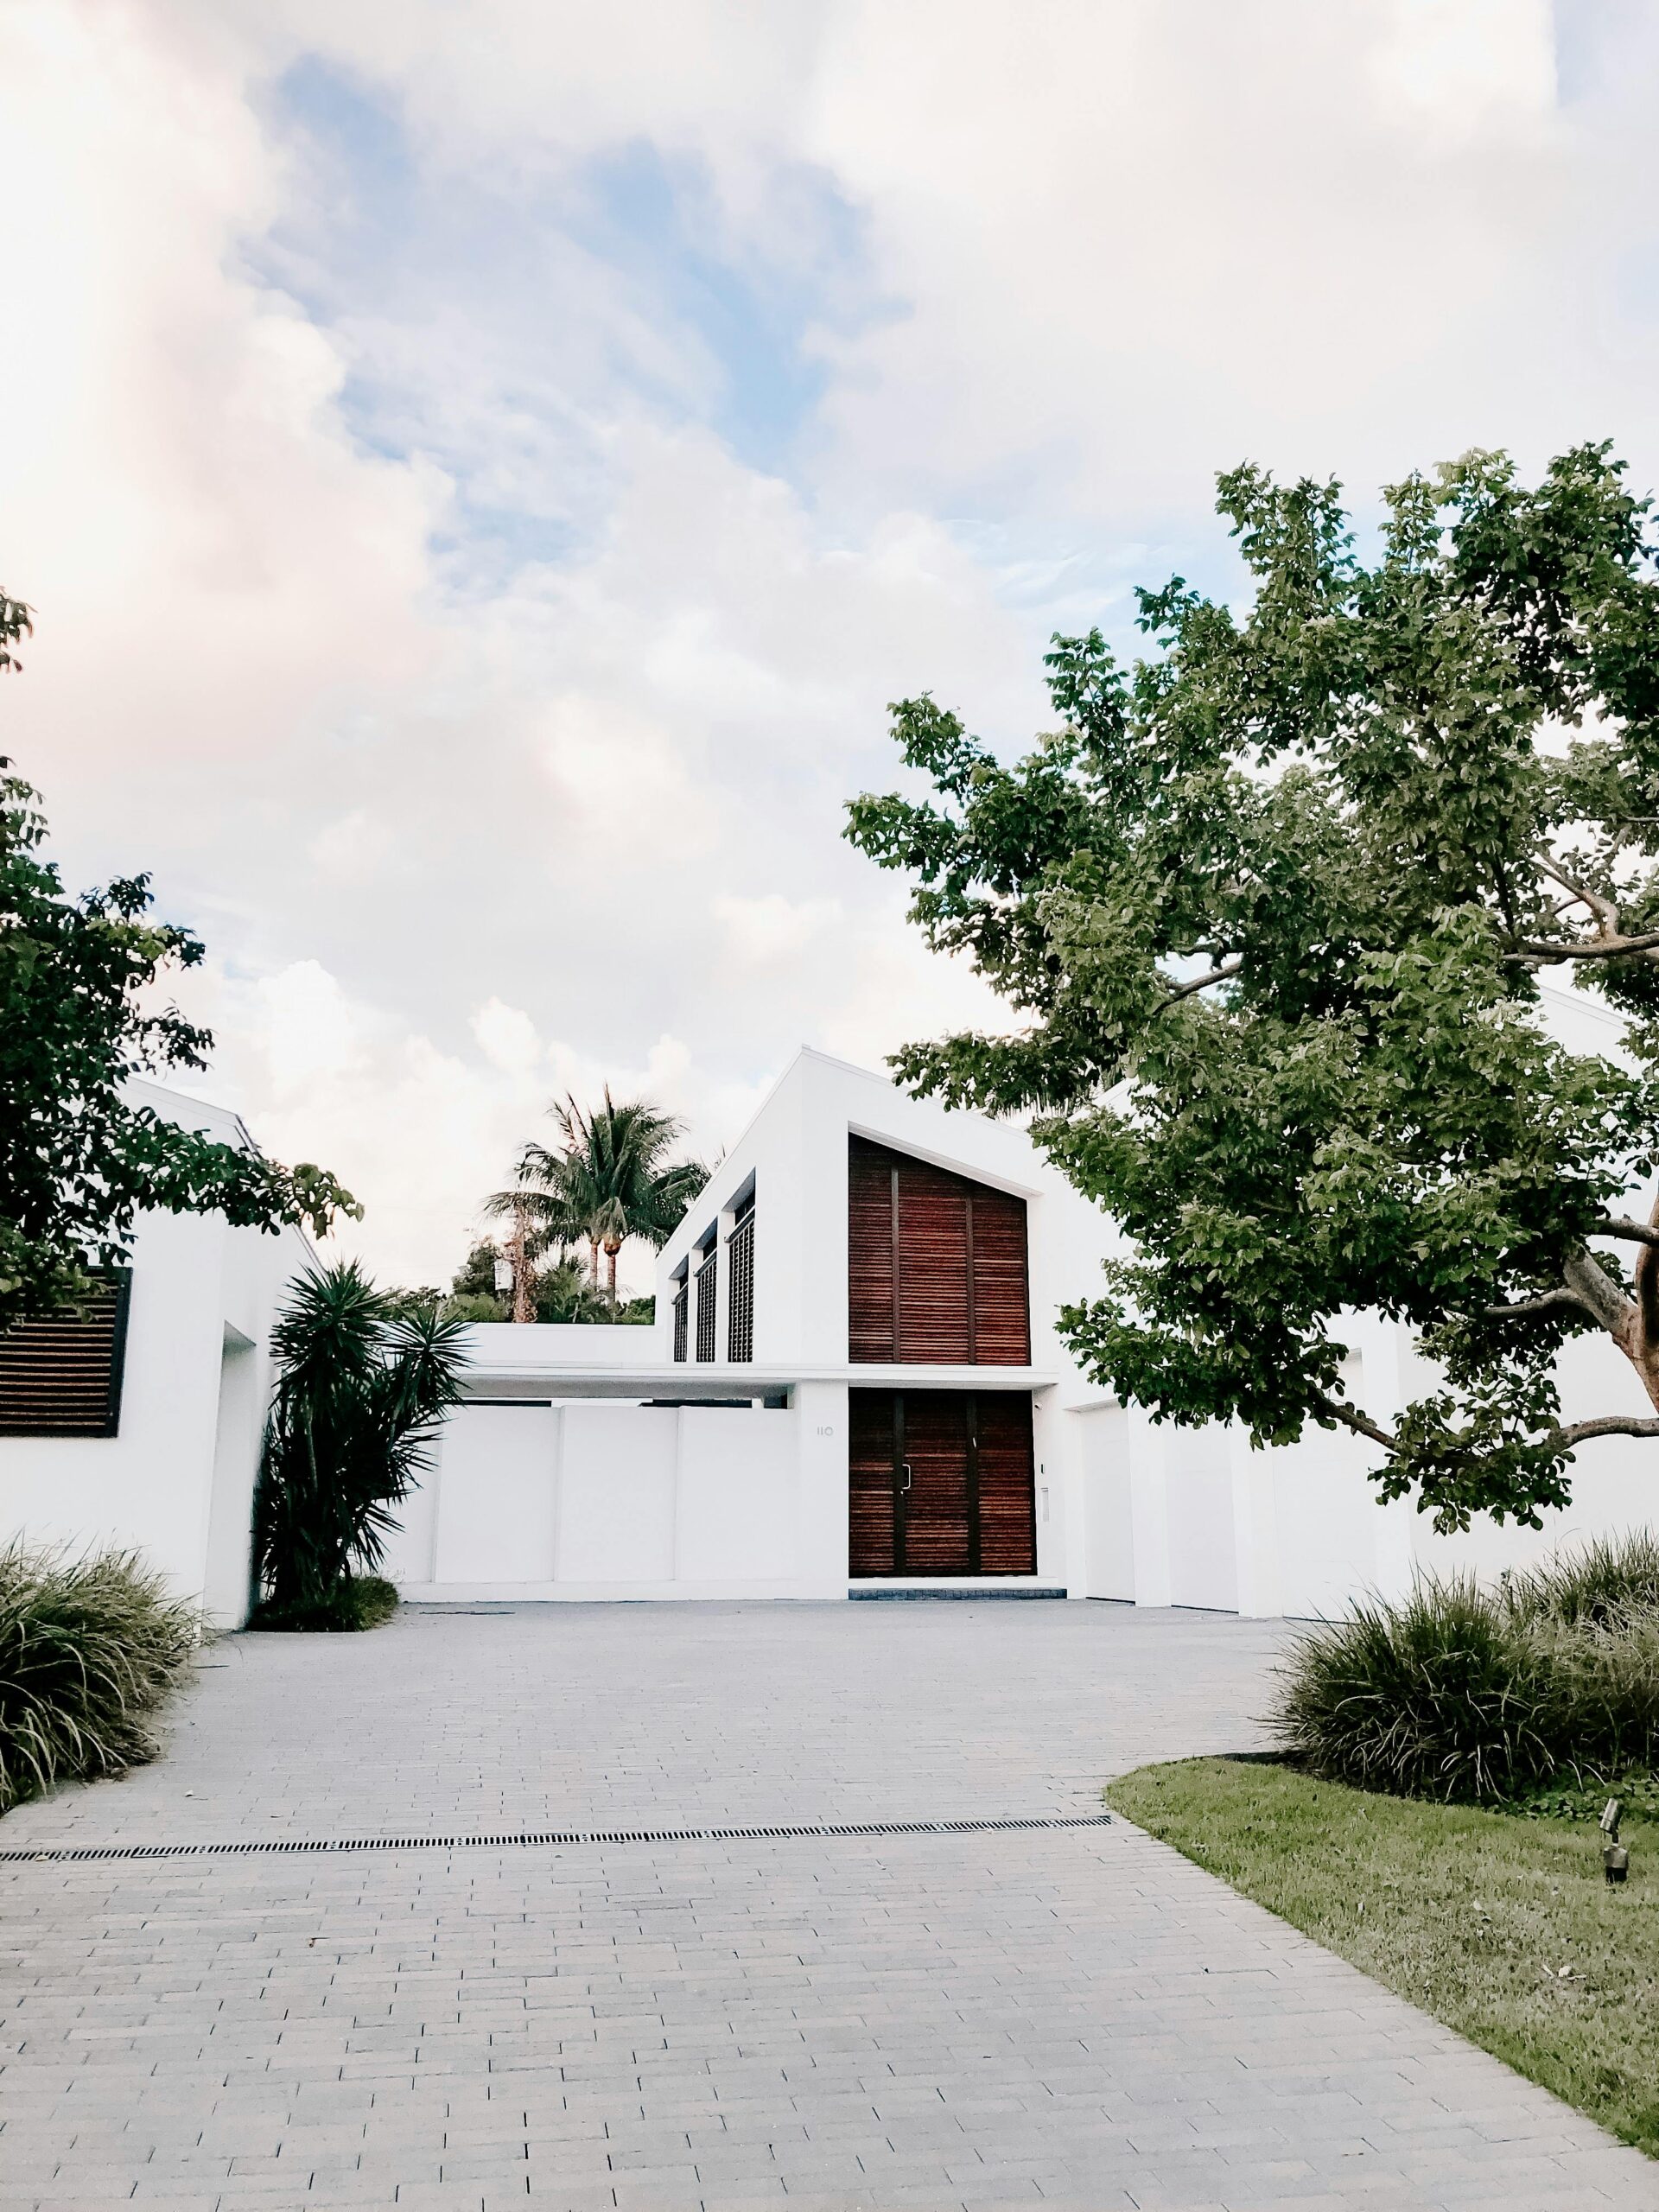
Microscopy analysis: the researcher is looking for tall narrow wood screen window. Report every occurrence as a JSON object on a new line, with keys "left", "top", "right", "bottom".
{"left": 671, "top": 1279, "right": 689, "bottom": 1363}
{"left": 726, "top": 1195, "right": 754, "bottom": 1363}
{"left": 0, "top": 1274, "right": 133, "bottom": 1437}
{"left": 847, "top": 1137, "right": 1030, "bottom": 1365}
{"left": 694, "top": 1246, "right": 718, "bottom": 1362}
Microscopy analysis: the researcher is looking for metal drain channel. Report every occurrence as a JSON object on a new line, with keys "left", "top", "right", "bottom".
{"left": 0, "top": 1813, "right": 1111, "bottom": 1866}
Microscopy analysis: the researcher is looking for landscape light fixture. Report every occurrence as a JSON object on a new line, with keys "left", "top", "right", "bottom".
{"left": 1599, "top": 1798, "right": 1629, "bottom": 1885}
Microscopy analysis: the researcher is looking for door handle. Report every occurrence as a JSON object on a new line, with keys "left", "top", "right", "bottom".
{"left": 900, "top": 1461, "right": 913, "bottom": 1494}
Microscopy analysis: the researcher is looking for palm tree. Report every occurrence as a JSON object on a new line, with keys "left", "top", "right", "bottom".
{"left": 486, "top": 1090, "right": 708, "bottom": 1310}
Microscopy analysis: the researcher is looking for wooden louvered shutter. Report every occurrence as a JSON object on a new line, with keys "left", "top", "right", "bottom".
{"left": 848, "top": 1138, "right": 896, "bottom": 1363}
{"left": 894, "top": 1158, "right": 972, "bottom": 1363}
{"left": 849, "top": 1135, "right": 1031, "bottom": 1366}
{"left": 969, "top": 1186, "right": 1030, "bottom": 1365}
{"left": 0, "top": 1274, "right": 132, "bottom": 1437}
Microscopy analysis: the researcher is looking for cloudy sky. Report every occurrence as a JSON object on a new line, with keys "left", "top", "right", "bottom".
{"left": 6, "top": 0, "right": 1659, "bottom": 1287}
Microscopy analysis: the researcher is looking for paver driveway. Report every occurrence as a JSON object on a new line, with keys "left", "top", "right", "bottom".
{"left": 2, "top": 1600, "right": 1655, "bottom": 2211}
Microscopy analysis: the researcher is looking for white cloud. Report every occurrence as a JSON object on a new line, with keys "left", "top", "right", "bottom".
{"left": 12, "top": 0, "right": 1659, "bottom": 1292}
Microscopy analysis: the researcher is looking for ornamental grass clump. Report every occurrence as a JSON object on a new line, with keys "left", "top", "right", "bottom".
{"left": 1274, "top": 1535, "right": 1659, "bottom": 1803}
{"left": 0, "top": 1541, "right": 198, "bottom": 1815}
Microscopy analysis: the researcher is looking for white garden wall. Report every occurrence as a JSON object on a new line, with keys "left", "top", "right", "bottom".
{"left": 383, "top": 1389, "right": 846, "bottom": 1601}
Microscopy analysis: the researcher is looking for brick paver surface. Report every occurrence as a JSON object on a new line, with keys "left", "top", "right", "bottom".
{"left": 3, "top": 1600, "right": 1654, "bottom": 2209}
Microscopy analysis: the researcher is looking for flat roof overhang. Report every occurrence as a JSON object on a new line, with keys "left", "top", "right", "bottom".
{"left": 460, "top": 1363, "right": 1061, "bottom": 1402}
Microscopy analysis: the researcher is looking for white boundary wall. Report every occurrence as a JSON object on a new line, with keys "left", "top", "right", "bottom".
{"left": 384, "top": 1386, "right": 851, "bottom": 1601}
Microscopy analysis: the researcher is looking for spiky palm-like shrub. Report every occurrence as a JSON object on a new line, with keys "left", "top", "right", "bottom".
{"left": 252, "top": 1262, "right": 469, "bottom": 1630}
{"left": 0, "top": 1542, "right": 198, "bottom": 1815}
{"left": 1274, "top": 1534, "right": 1659, "bottom": 1802}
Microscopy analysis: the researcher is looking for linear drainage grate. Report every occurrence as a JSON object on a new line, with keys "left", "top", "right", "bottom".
{"left": 0, "top": 1813, "right": 1111, "bottom": 1866}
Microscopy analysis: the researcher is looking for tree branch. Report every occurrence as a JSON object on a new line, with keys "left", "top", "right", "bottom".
{"left": 1508, "top": 930, "right": 1659, "bottom": 963}
{"left": 1595, "top": 1217, "right": 1659, "bottom": 1249}
{"left": 1160, "top": 957, "right": 1243, "bottom": 1006}
{"left": 1483, "top": 1288, "right": 1592, "bottom": 1319}
{"left": 1552, "top": 1415, "right": 1659, "bottom": 1448}
{"left": 1535, "top": 855, "right": 1623, "bottom": 937}
{"left": 1312, "top": 1393, "right": 1398, "bottom": 1452}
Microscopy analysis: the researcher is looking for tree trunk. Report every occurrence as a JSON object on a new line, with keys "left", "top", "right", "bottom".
{"left": 588, "top": 1236, "right": 601, "bottom": 1290}
{"left": 511, "top": 1203, "right": 534, "bottom": 1325}
{"left": 605, "top": 1238, "right": 620, "bottom": 1302}
{"left": 1564, "top": 1193, "right": 1659, "bottom": 1411}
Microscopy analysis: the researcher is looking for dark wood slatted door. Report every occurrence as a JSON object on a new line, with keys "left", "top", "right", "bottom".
{"left": 899, "top": 1391, "right": 973, "bottom": 1575}
{"left": 849, "top": 1389, "right": 1036, "bottom": 1579}
{"left": 976, "top": 1391, "right": 1038, "bottom": 1573}
{"left": 849, "top": 1388, "right": 899, "bottom": 1575}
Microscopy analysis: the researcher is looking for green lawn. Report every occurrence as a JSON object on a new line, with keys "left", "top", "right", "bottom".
{"left": 1106, "top": 1758, "right": 1659, "bottom": 2158}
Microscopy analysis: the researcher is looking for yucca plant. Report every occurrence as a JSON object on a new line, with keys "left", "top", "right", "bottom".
{"left": 0, "top": 1542, "right": 198, "bottom": 1815}
{"left": 252, "top": 1262, "right": 470, "bottom": 1630}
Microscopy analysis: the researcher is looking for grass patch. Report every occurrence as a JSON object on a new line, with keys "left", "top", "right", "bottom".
{"left": 1107, "top": 1756, "right": 1659, "bottom": 2157}
{"left": 248, "top": 1574, "right": 400, "bottom": 1633}
{"left": 0, "top": 1541, "right": 198, "bottom": 1815}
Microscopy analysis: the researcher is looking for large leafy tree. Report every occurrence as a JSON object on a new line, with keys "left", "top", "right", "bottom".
{"left": 486, "top": 1089, "right": 706, "bottom": 1306}
{"left": 2, "top": 617, "right": 358, "bottom": 1326}
{"left": 846, "top": 445, "right": 1659, "bottom": 1530}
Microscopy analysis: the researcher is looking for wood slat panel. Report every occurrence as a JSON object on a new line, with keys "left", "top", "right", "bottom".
{"left": 899, "top": 1389, "right": 972, "bottom": 1575}
{"left": 975, "top": 1391, "right": 1038, "bottom": 1573}
{"left": 970, "top": 1188, "right": 1032, "bottom": 1365}
{"left": 896, "top": 1163, "right": 972, "bottom": 1364}
{"left": 847, "top": 1137, "right": 1030, "bottom": 1367}
{"left": 849, "top": 1388, "right": 898, "bottom": 1576}
{"left": 0, "top": 1280, "right": 130, "bottom": 1437}
{"left": 848, "top": 1139, "right": 896, "bottom": 1363}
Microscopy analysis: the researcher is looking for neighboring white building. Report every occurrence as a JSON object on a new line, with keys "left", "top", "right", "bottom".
{"left": 386, "top": 1039, "right": 1659, "bottom": 1613}
{"left": 0, "top": 1080, "right": 313, "bottom": 1629}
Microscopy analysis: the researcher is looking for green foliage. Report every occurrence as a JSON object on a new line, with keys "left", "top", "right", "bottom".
{"left": 1, "top": 746, "right": 359, "bottom": 1330}
{"left": 0, "top": 1541, "right": 198, "bottom": 1815}
{"left": 846, "top": 447, "right": 1659, "bottom": 1528}
{"left": 1273, "top": 1537, "right": 1659, "bottom": 1802}
{"left": 1107, "top": 1757, "right": 1659, "bottom": 2158}
{"left": 251, "top": 1573, "right": 399, "bottom": 1635}
{"left": 252, "top": 1262, "right": 469, "bottom": 1627}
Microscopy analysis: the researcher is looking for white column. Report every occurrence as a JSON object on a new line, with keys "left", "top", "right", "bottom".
{"left": 794, "top": 1380, "right": 849, "bottom": 1598}
{"left": 1229, "top": 1422, "right": 1283, "bottom": 1619}
{"left": 1127, "top": 1404, "right": 1173, "bottom": 1605}
{"left": 1033, "top": 1389, "right": 1084, "bottom": 1594}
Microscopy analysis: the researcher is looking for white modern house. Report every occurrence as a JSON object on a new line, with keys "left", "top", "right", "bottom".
{"left": 0, "top": 1080, "right": 313, "bottom": 1629}
{"left": 4, "top": 1030, "right": 1655, "bottom": 1624}
{"left": 384, "top": 1036, "right": 1659, "bottom": 1613}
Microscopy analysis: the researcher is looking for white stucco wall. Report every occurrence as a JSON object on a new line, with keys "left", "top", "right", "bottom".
{"left": 0, "top": 1082, "right": 313, "bottom": 1628}
{"left": 383, "top": 1388, "right": 845, "bottom": 1600}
